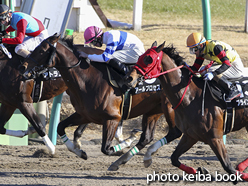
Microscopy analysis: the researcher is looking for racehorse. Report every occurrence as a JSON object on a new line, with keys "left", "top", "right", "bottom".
{"left": 0, "top": 42, "right": 103, "bottom": 154}
{"left": 126, "top": 41, "right": 248, "bottom": 181}
{"left": 20, "top": 34, "right": 182, "bottom": 165}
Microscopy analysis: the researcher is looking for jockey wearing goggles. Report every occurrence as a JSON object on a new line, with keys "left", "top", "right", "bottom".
{"left": 79, "top": 26, "right": 145, "bottom": 75}
{"left": 0, "top": 4, "right": 48, "bottom": 58}
{"left": 186, "top": 32, "right": 244, "bottom": 102}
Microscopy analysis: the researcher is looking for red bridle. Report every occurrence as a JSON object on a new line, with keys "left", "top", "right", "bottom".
{"left": 134, "top": 47, "right": 190, "bottom": 110}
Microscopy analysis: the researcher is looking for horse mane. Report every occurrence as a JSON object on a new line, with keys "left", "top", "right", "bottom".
{"left": 162, "top": 45, "right": 185, "bottom": 66}
{"left": 59, "top": 36, "right": 80, "bottom": 58}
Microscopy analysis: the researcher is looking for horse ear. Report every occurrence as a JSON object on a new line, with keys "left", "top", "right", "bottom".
{"left": 54, "top": 33, "right": 61, "bottom": 39}
{"left": 151, "top": 41, "right": 157, "bottom": 48}
{"left": 51, "top": 33, "right": 61, "bottom": 43}
{"left": 156, "top": 41, "right": 165, "bottom": 53}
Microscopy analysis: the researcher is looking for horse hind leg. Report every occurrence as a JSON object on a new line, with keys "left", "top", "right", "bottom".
{"left": 114, "top": 120, "right": 124, "bottom": 143}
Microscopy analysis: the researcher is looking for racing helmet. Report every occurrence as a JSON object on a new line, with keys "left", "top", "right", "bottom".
{"left": 186, "top": 32, "right": 206, "bottom": 48}
{"left": 84, "top": 26, "right": 103, "bottom": 44}
{"left": 0, "top": 4, "right": 10, "bottom": 21}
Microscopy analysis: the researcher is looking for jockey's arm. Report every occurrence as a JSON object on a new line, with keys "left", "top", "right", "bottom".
{"left": 2, "top": 19, "right": 27, "bottom": 44}
{"left": 192, "top": 56, "right": 204, "bottom": 71}
{"left": 212, "top": 45, "right": 231, "bottom": 76}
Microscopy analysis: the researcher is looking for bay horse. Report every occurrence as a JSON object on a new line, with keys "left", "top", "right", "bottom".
{"left": 21, "top": 34, "right": 181, "bottom": 165}
{"left": 0, "top": 43, "right": 104, "bottom": 154}
{"left": 126, "top": 41, "right": 248, "bottom": 181}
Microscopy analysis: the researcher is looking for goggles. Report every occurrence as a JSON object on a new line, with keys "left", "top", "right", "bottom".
{"left": 189, "top": 46, "right": 199, "bottom": 54}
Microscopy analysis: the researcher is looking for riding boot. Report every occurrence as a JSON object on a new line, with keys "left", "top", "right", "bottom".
{"left": 108, "top": 59, "right": 129, "bottom": 75}
{"left": 217, "top": 76, "right": 241, "bottom": 102}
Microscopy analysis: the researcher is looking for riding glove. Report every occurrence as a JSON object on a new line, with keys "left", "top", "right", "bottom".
{"left": 0, "top": 30, "right": 6, "bottom": 37}
{"left": 203, "top": 72, "right": 214, "bottom": 81}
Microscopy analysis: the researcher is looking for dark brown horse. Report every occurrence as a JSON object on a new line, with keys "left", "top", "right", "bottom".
{"left": 126, "top": 42, "right": 248, "bottom": 181}
{"left": 0, "top": 43, "right": 103, "bottom": 154}
{"left": 21, "top": 34, "right": 181, "bottom": 166}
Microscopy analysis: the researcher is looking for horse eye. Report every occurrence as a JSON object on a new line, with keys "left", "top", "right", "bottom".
{"left": 144, "top": 56, "right": 153, "bottom": 65}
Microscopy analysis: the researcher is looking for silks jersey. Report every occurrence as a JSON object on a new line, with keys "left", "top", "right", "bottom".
{"left": 192, "top": 40, "right": 240, "bottom": 75}
{"left": 203, "top": 40, "right": 239, "bottom": 64}
{"left": 2, "top": 12, "right": 45, "bottom": 45}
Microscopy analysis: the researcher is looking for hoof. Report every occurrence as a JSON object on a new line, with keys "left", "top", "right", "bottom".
{"left": 81, "top": 150, "right": 87, "bottom": 160}
{"left": 144, "top": 159, "right": 152, "bottom": 168}
{"left": 74, "top": 149, "right": 87, "bottom": 160}
{"left": 130, "top": 129, "right": 143, "bottom": 138}
{"left": 108, "top": 163, "right": 119, "bottom": 171}
{"left": 197, "top": 167, "right": 210, "bottom": 174}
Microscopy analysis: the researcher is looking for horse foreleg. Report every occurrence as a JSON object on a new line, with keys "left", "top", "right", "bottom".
{"left": 0, "top": 104, "right": 17, "bottom": 135}
{"left": 57, "top": 112, "right": 88, "bottom": 160}
{"left": 171, "top": 134, "right": 197, "bottom": 174}
{"left": 208, "top": 137, "right": 248, "bottom": 182}
{"left": 73, "top": 124, "right": 88, "bottom": 149}
{"left": 18, "top": 102, "right": 55, "bottom": 154}
{"left": 144, "top": 126, "right": 182, "bottom": 168}
{"left": 101, "top": 119, "right": 119, "bottom": 155}
{"left": 108, "top": 112, "right": 161, "bottom": 171}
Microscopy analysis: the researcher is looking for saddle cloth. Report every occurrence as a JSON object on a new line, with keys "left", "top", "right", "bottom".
{"left": 207, "top": 76, "right": 248, "bottom": 134}
{"left": 32, "top": 67, "right": 61, "bottom": 102}
{"left": 106, "top": 65, "right": 161, "bottom": 120}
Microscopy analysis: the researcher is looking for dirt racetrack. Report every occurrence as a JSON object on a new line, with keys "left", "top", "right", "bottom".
{"left": 1, "top": 138, "right": 248, "bottom": 186}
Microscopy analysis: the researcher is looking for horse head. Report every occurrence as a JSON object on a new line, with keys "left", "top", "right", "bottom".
{"left": 125, "top": 41, "right": 165, "bottom": 88}
{"left": 20, "top": 33, "right": 61, "bottom": 74}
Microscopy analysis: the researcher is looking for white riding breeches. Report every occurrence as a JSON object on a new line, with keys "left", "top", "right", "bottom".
{"left": 15, "top": 29, "right": 49, "bottom": 53}
{"left": 202, "top": 58, "right": 244, "bottom": 80}
{"left": 111, "top": 48, "right": 144, "bottom": 64}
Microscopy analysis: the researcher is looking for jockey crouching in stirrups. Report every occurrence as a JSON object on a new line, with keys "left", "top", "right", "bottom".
{"left": 187, "top": 32, "right": 244, "bottom": 102}
{"left": 78, "top": 26, "right": 145, "bottom": 76}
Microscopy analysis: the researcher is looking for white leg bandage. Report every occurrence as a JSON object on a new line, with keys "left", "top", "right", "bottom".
{"left": 42, "top": 135, "right": 55, "bottom": 154}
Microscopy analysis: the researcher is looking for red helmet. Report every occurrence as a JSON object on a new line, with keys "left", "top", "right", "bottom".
{"left": 84, "top": 26, "right": 103, "bottom": 44}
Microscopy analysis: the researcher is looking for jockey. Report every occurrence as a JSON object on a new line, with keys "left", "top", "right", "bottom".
{"left": 187, "top": 32, "right": 244, "bottom": 102}
{"left": 0, "top": 4, "right": 48, "bottom": 58}
{"left": 79, "top": 26, "right": 145, "bottom": 75}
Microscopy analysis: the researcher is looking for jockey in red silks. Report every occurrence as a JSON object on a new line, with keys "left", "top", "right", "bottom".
{"left": 0, "top": 4, "right": 48, "bottom": 58}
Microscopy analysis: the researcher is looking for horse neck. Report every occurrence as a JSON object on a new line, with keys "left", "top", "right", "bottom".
{"left": 55, "top": 42, "right": 97, "bottom": 94}
{"left": 159, "top": 54, "right": 196, "bottom": 110}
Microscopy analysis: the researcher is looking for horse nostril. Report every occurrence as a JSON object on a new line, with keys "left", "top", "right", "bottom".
{"left": 18, "top": 64, "right": 28, "bottom": 74}
{"left": 126, "top": 76, "right": 133, "bottom": 84}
